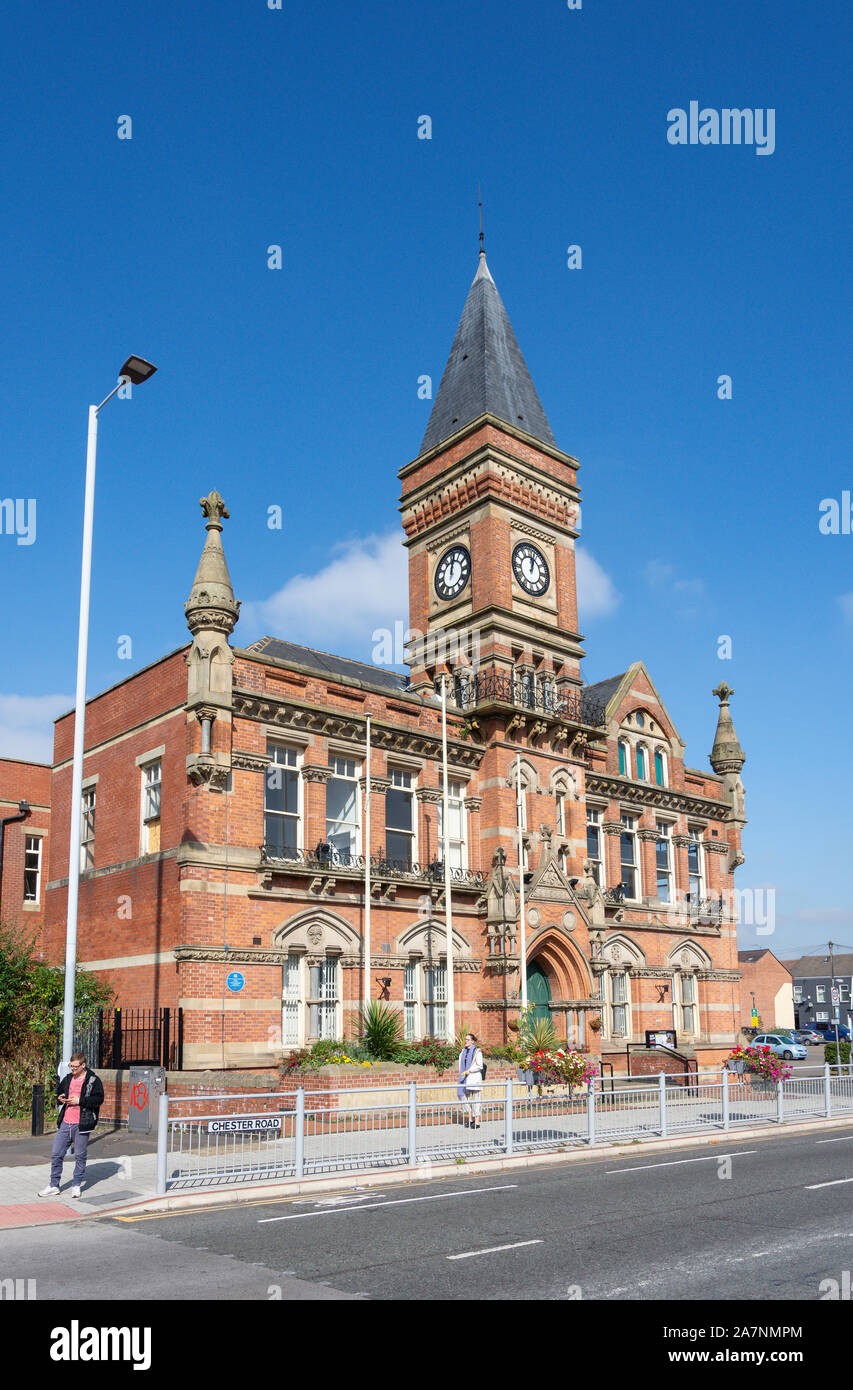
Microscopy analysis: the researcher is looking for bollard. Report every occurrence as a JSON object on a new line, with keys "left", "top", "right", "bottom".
{"left": 824, "top": 1062, "right": 832, "bottom": 1119}
{"left": 721, "top": 1069, "right": 730, "bottom": 1132}
{"left": 295, "top": 1088, "right": 305, "bottom": 1179}
{"left": 504, "top": 1076, "right": 514, "bottom": 1157}
{"left": 407, "top": 1082, "right": 417, "bottom": 1166}
{"left": 659, "top": 1071, "right": 668, "bottom": 1138}
{"left": 155, "top": 1091, "right": 169, "bottom": 1195}
{"left": 31, "top": 1083, "right": 45, "bottom": 1137}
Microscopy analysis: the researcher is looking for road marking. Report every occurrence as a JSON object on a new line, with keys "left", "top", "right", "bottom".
{"left": 605, "top": 1151, "right": 757, "bottom": 1174}
{"left": 447, "top": 1239, "right": 542, "bottom": 1261}
{"left": 816, "top": 1136, "right": 853, "bottom": 1144}
{"left": 258, "top": 1184, "right": 518, "bottom": 1223}
{"left": 806, "top": 1177, "right": 853, "bottom": 1190}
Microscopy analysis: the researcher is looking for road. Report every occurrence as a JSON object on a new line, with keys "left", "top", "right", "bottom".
{"left": 3, "top": 1122, "right": 853, "bottom": 1301}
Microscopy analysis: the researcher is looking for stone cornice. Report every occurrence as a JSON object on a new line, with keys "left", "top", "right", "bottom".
{"left": 175, "top": 945, "right": 289, "bottom": 966}
{"left": 586, "top": 773, "right": 727, "bottom": 821}
{"left": 602, "top": 821, "right": 623, "bottom": 836}
{"left": 637, "top": 829, "right": 659, "bottom": 842}
{"left": 464, "top": 795, "right": 483, "bottom": 810}
{"left": 672, "top": 834, "right": 691, "bottom": 848}
{"left": 231, "top": 750, "right": 269, "bottom": 773}
{"left": 702, "top": 840, "right": 730, "bottom": 855}
{"left": 301, "top": 765, "right": 334, "bottom": 783}
{"left": 360, "top": 775, "right": 391, "bottom": 794}
{"left": 232, "top": 689, "right": 484, "bottom": 771}
{"left": 696, "top": 969, "right": 741, "bottom": 981}
{"left": 415, "top": 788, "right": 443, "bottom": 803}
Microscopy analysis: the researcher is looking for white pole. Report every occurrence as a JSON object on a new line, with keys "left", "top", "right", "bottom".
{"left": 441, "top": 678, "right": 455, "bottom": 1042}
{"left": 61, "top": 403, "right": 100, "bottom": 1076}
{"left": 364, "top": 714, "right": 371, "bottom": 1016}
{"left": 516, "top": 753, "right": 528, "bottom": 1010}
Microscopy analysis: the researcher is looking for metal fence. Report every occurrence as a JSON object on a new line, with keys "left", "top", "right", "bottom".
{"left": 156, "top": 1062, "right": 853, "bottom": 1194}
{"left": 57, "top": 1007, "right": 183, "bottom": 1071}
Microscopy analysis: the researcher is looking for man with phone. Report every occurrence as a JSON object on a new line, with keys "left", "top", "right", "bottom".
{"left": 38, "top": 1051, "right": 105, "bottom": 1199}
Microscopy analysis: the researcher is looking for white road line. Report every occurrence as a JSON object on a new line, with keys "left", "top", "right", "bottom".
{"left": 816, "top": 1136, "right": 853, "bottom": 1144}
{"left": 257, "top": 1184, "right": 518, "bottom": 1223}
{"left": 605, "top": 1151, "right": 757, "bottom": 1174}
{"left": 806, "top": 1177, "right": 853, "bottom": 1190}
{"left": 447, "top": 1239, "right": 542, "bottom": 1261}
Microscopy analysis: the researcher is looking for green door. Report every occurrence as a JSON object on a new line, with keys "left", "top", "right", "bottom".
{"left": 527, "top": 963, "right": 552, "bottom": 1027}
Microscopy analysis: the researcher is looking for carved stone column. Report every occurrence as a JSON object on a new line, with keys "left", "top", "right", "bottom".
{"left": 464, "top": 795, "right": 483, "bottom": 873}
{"left": 302, "top": 764, "right": 333, "bottom": 853}
{"left": 359, "top": 775, "right": 391, "bottom": 858}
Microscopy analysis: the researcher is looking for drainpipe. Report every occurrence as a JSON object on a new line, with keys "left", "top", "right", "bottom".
{"left": 0, "top": 801, "right": 31, "bottom": 909}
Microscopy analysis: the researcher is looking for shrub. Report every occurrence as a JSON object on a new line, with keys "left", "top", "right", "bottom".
{"left": 359, "top": 1001, "right": 403, "bottom": 1059}
{"left": 392, "top": 1039, "right": 457, "bottom": 1071}
{"left": 825, "top": 1041, "right": 851, "bottom": 1066}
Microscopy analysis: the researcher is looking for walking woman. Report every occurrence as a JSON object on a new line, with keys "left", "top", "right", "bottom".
{"left": 457, "top": 1033, "right": 484, "bottom": 1128}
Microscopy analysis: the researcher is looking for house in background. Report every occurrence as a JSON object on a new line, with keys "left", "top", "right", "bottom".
{"left": 0, "top": 756, "right": 51, "bottom": 952}
{"left": 784, "top": 953, "right": 853, "bottom": 1033}
{"left": 737, "top": 949, "right": 793, "bottom": 1033}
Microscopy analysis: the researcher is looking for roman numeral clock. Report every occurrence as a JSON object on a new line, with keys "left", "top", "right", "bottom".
{"left": 512, "top": 541, "right": 550, "bottom": 597}
{"left": 434, "top": 544, "right": 471, "bottom": 600}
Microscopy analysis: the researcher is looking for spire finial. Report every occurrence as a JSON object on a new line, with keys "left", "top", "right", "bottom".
{"left": 478, "top": 183, "right": 484, "bottom": 256}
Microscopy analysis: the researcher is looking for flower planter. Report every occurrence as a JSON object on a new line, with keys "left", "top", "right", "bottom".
{"left": 517, "top": 1068, "right": 535, "bottom": 1086}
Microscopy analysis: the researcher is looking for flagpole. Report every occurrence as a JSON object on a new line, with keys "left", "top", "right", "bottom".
{"left": 441, "top": 677, "right": 456, "bottom": 1042}
{"left": 516, "top": 753, "right": 528, "bottom": 1010}
{"left": 364, "top": 714, "right": 371, "bottom": 1015}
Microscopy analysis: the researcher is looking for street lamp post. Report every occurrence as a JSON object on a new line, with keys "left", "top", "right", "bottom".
{"left": 60, "top": 357, "right": 157, "bottom": 1076}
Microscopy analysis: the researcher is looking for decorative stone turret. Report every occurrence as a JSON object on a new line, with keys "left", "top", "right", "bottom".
{"left": 185, "top": 491, "right": 241, "bottom": 713}
{"left": 710, "top": 683, "right": 746, "bottom": 823}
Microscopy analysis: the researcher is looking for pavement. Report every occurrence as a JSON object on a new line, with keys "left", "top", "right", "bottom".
{"left": 3, "top": 1122, "right": 853, "bottom": 1302}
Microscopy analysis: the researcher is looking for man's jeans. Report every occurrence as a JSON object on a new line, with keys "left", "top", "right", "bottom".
{"left": 50, "top": 1122, "right": 90, "bottom": 1188}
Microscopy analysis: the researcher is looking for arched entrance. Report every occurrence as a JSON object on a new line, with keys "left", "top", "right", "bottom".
{"left": 527, "top": 961, "right": 552, "bottom": 1027}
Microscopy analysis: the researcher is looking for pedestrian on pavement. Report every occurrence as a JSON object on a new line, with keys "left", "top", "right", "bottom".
{"left": 38, "top": 1052, "right": 104, "bottom": 1199}
{"left": 457, "top": 1033, "right": 484, "bottom": 1128}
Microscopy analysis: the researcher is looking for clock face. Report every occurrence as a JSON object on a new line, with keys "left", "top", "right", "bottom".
{"left": 434, "top": 544, "right": 471, "bottom": 601}
{"left": 512, "top": 542, "right": 550, "bottom": 596}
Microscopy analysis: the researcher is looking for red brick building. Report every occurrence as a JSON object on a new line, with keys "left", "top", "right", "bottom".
{"left": 737, "top": 950, "right": 794, "bottom": 1033}
{"left": 0, "top": 757, "right": 51, "bottom": 950}
{"left": 33, "top": 250, "right": 747, "bottom": 1071}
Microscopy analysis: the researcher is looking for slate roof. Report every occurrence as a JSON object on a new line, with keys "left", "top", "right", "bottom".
{"left": 782, "top": 954, "right": 853, "bottom": 978}
{"left": 420, "top": 252, "right": 557, "bottom": 455}
{"left": 244, "top": 637, "right": 410, "bottom": 693}
{"left": 582, "top": 672, "right": 627, "bottom": 710}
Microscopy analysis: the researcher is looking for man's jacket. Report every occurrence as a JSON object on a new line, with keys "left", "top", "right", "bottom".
{"left": 56, "top": 1069, "right": 105, "bottom": 1133}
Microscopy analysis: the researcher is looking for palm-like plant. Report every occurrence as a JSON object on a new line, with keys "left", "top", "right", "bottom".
{"left": 528, "top": 1016, "right": 557, "bottom": 1052}
{"left": 359, "top": 1000, "right": 402, "bottom": 1059}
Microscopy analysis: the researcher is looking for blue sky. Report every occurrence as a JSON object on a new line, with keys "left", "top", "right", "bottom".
{"left": 1, "top": 0, "right": 851, "bottom": 956}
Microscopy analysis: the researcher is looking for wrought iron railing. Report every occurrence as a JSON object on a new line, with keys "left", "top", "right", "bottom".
{"left": 261, "top": 842, "right": 488, "bottom": 889}
{"left": 603, "top": 885, "right": 723, "bottom": 924}
{"left": 452, "top": 670, "right": 606, "bottom": 727}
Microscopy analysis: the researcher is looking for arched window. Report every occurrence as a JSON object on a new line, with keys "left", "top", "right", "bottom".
{"left": 618, "top": 740, "right": 629, "bottom": 777}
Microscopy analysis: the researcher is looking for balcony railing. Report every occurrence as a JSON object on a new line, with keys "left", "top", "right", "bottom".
{"left": 603, "top": 884, "right": 723, "bottom": 924}
{"left": 260, "top": 842, "right": 488, "bottom": 890}
{"left": 452, "top": 670, "right": 606, "bottom": 727}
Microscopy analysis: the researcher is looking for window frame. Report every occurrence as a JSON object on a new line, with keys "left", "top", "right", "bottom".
{"left": 385, "top": 767, "right": 417, "bottom": 868}
{"left": 139, "top": 757, "right": 162, "bottom": 855}
{"left": 264, "top": 741, "right": 303, "bottom": 859}
{"left": 325, "top": 755, "right": 361, "bottom": 861}
{"left": 655, "top": 819, "right": 674, "bottom": 903}
{"left": 80, "top": 786, "right": 96, "bottom": 872}
{"left": 438, "top": 776, "right": 467, "bottom": 870}
{"left": 586, "top": 805, "right": 605, "bottom": 887}
{"left": 23, "top": 834, "right": 42, "bottom": 903}
{"left": 619, "top": 813, "right": 640, "bottom": 900}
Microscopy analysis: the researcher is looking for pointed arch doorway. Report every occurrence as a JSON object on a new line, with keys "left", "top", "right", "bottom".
{"left": 527, "top": 961, "right": 552, "bottom": 1028}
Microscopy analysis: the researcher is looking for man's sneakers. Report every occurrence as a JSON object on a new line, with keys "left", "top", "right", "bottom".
{"left": 38, "top": 1186, "right": 61, "bottom": 1197}
{"left": 71, "top": 1186, "right": 82, "bottom": 1199}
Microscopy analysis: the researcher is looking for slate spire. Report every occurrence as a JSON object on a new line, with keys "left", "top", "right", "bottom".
{"left": 710, "top": 683, "right": 745, "bottom": 774}
{"left": 420, "top": 252, "right": 557, "bottom": 455}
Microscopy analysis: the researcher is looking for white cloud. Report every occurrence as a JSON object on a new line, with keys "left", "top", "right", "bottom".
{"left": 576, "top": 548, "right": 621, "bottom": 619}
{"left": 837, "top": 593, "right": 853, "bottom": 623}
{"left": 240, "top": 532, "right": 408, "bottom": 654}
{"left": 0, "top": 693, "right": 71, "bottom": 764}
{"left": 644, "top": 559, "right": 705, "bottom": 596}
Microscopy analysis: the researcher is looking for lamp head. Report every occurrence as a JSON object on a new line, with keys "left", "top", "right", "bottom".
{"left": 119, "top": 356, "right": 158, "bottom": 385}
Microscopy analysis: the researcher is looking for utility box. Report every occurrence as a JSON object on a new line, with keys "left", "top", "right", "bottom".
{"left": 127, "top": 1066, "right": 166, "bottom": 1135}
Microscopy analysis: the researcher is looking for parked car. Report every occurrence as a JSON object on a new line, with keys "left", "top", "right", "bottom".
{"left": 752, "top": 1033, "right": 808, "bottom": 1061}
{"left": 810, "top": 1022, "right": 852, "bottom": 1042}
{"left": 794, "top": 1028, "right": 825, "bottom": 1045}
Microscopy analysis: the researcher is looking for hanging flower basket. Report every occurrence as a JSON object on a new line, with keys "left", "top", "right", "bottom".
{"left": 516, "top": 1068, "right": 535, "bottom": 1086}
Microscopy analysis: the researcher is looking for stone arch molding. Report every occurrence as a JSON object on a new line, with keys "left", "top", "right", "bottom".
{"left": 667, "top": 939, "right": 713, "bottom": 971}
{"left": 527, "top": 926, "right": 594, "bottom": 998}
{"left": 396, "top": 920, "right": 472, "bottom": 958}
{"left": 506, "top": 757, "right": 539, "bottom": 794}
{"left": 600, "top": 934, "right": 647, "bottom": 968}
{"left": 550, "top": 766, "right": 580, "bottom": 800}
{"left": 272, "top": 907, "right": 361, "bottom": 954}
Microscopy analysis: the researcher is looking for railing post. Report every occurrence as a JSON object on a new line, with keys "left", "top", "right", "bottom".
{"left": 776, "top": 1078, "right": 784, "bottom": 1125}
{"left": 156, "top": 1091, "right": 169, "bottom": 1195}
{"left": 504, "top": 1076, "right": 514, "bottom": 1156}
{"left": 659, "top": 1071, "right": 667, "bottom": 1138}
{"left": 824, "top": 1061, "right": 832, "bottom": 1119}
{"left": 586, "top": 1076, "right": 596, "bottom": 1145}
{"left": 294, "top": 1088, "right": 305, "bottom": 1179}
{"left": 721, "top": 1069, "right": 730, "bottom": 1132}
{"left": 407, "top": 1082, "right": 417, "bottom": 1166}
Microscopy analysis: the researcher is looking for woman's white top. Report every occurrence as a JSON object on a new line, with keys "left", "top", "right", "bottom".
{"left": 459, "top": 1047, "right": 484, "bottom": 1090}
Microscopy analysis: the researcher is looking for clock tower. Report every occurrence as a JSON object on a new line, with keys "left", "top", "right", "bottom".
{"left": 399, "top": 250, "right": 588, "bottom": 715}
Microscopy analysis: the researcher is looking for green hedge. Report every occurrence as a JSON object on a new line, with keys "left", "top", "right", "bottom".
{"left": 824, "top": 1041, "right": 851, "bottom": 1065}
